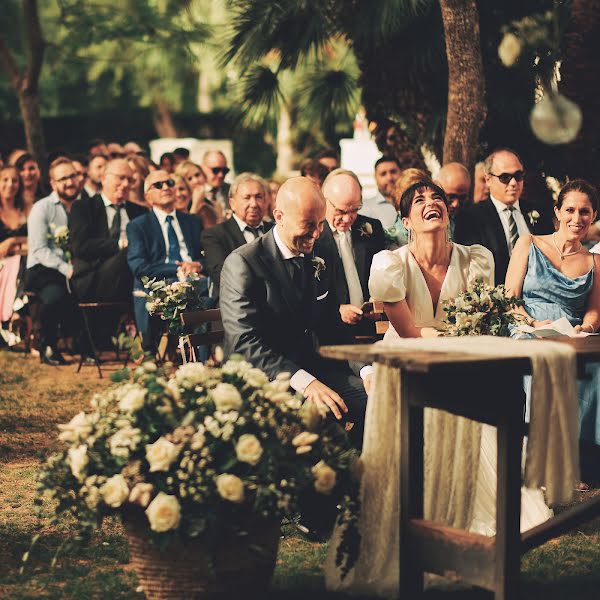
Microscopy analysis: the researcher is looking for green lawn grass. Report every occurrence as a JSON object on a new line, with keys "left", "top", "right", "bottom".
{"left": 0, "top": 350, "right": 598, "bottom": 599}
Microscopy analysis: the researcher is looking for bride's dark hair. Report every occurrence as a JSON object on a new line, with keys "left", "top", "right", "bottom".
{"left": 556, "top": 179, "right": 599, "bottom": 212}
{"left": 399, "top": 180, "right": 449, "bottom": 219}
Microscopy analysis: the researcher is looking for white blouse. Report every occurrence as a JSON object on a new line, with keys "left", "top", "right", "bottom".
{"left": 368, "top": 243, "right": 495, "bottom": 333}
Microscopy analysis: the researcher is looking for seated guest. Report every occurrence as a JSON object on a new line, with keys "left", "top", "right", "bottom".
{"left": 314, "top": 147, "right": 340, "bottom": 173}
{"left": 15, "top": 153, "right": 43, "bottom": 212}
{"left": 436, "top": 162, "right": 472, "bottom": 235}
{"left": 300, "top": 158, "right": 329, "bottom": 188}
{"left": 175, "top": 160, "right": 222, "bottom": 228}
{"left": 127, "top": 170, "right": 206, "bottom": 340}
{"left": 160, "top": 152, "right": 175, "bottom": 174}
{"left": 88, "top": 139, "right": 109, "bottom": 157}
{"left": 82, "top": 154, "right": 107, "bottom": 200}
{"left": 26, "top": 158, "right": 80, "bottom": 365}
{"left": 107, "top": 143, "right": 126, "bottom": 159}
{"left": 314, "top": 169, "right": 384, "bottom": 335}
{"left": 173, "top": 147, "right": 190, "bottom": 165}
{"left": 220, "top": 176, "right": 368, "bottom": 446}
{"left": 69, "top": 158, "right": 146, "bottom": 302}
{"left": 202, "top": 150, "right": 231, "bottom": 211}
{"left": 359, "top": 155, "right": 401, "bottom": 229}
{"left": 201, "top": 172, "right": 273, "bottom": 301}
{"left": 172, "top": 174, "right": 192, "bottom": 213}
{"left": 71, "top": 157, "right": 88, "bottom": 197}
{"left": 127, "top": 155, "right": 151, "bottom": 208}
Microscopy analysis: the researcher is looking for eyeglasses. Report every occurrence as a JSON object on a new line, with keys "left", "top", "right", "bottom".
{"left": 326, "top": 196, "right": 362, "bottom": 217}
{"left": 490, "top": 170, "right": 525, "bottom": 185}
{"left": 55, "top": 173, "right": 79, "bottom": 183}
{"left": 150, "top": 179, "right": 175, "bottom": 190}
{"left": 447, "top": 193, "right": 469, "bottom": 204}
{"left": 211, "top": 167, "right": 230, "bottom": 176}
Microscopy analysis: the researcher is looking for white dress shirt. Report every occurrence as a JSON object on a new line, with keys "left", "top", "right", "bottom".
{"left": 152, "top": 207, "right": 192, "bottom": 263}
{"left": 102, "top": 193, "right": 129, "bottom": 239}
{"left": 490, "top": 195, "right": 529, "bottom": 254}
{"left": 329, "top": 223, "right": 363, "bottom": 307}
{"left": 232, "top": 213, "right": 264, "bottom": 244}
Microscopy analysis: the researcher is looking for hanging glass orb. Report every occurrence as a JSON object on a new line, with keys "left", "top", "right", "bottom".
{"left": 530, "top": 90, "right": 582, "bottom": 145}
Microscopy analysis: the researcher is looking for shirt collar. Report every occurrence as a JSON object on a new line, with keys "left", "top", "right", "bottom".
{"left": 273, "top": 225, "right": 303, "bottom": 259}
{"left": 101, "top": 193, "right": 124, "bottom": 208}
{"left": 232, "top": 213, "right": 263, "bottom": 233}
{"left": 153, "top": 206, "right": 177, "bottom": 224}
{"left": 490, "top": 194, "right": 522, "bottom": 215}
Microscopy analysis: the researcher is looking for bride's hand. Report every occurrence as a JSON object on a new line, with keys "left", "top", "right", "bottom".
{"left": 532, "top": 319, "right": 552, "bottom": 328}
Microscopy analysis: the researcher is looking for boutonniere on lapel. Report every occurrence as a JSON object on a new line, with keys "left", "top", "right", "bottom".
{"left": 527, "top": 210, "right": 540, "bottom": 226}
{"left": 312, "top": 256, "right": 326, "bottom": 280}
{"left": 358, "top": 222, "right": 373, "bottom": 237}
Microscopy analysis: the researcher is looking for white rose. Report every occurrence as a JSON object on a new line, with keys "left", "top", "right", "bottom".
{"left": 58, "top": 412, "right": 92, "bottom": 443}
{"left": 68, "top": 444, "right": 89, "bottom": 482}
{"left": 292, "top": 432, "right": 319, "bottom": 447}
{"left": 300, "top": 401, "right": 325, "bottom": 430}
{"left": 190, "top": 429, "right": 206, "bottom": 450}
{"left": 235, "top": 434, "right": 263, "bottom": 466}
{"left": 119, "top": 387, "right": 146, "bottom": 413}
{"left": 85, "top": 486, "right": 101, "bottom": 509}
{"left": 498, "top": 32, "right": 522, "bottom": 67}
{"left": 216, "top": 474, "right": 244, "bottom": 503}
{"left": 109, "top": 426, "right": 142, "bottom": 458}
{"left": 175, "top": 363, "right": 206, "bottom": 388}
{"left": 244, "top": 368, "right": 269, "bottom": 388}
{"left": 129, "top": 482, "right": 154, "bottom": 507}
{"left": 211, "top": 383, "right": 242, "bottom": 412}
{"left": 145, "top": 492, "right": 181, "bottom": 532}
{"left": 312, "top": 460, "right": 337, "bottom": 494}
{"left": 100, "top": 474, "right": 129, "bottom": 507}
{"left": 145, "top": 438, "right": 180, "bottom": 472}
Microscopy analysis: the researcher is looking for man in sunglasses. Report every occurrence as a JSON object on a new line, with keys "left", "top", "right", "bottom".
{"left": 454, "top": 148, "right": 554, "bottom": 284}
{"left": 202, "top": 150, "right": 231, "bottom": 211}
{"left": 127, "top": 170, "right": 206, "bottom": 340}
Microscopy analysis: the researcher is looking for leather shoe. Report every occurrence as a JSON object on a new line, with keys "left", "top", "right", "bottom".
{"left": 40, "top": 347, "right": 69, "bottom": 366}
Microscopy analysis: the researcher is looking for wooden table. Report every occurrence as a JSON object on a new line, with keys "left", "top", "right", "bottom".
{"left": 321, "top": 338, "right": 600, "bottom": 600}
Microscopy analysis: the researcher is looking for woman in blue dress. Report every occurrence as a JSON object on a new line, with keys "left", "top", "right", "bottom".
{"left": 505, "top": 179, "right": 600, "bottom": 484}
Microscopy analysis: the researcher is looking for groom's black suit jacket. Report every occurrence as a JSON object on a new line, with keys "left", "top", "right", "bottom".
{"left": 453, "top": 197, "right": 554, "bottom": 285}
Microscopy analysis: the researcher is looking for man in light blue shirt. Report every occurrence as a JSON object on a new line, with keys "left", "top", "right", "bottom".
{"left": 26, "top": 158, "right": 78, "bottom": 365}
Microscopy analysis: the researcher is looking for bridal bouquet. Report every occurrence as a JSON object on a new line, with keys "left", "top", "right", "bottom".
{"left": 140, "top": 275, "right": 211, "bottom": 335}
{"left": 48, "top": 223, "right": 71, "bottom": 261}
{"left": 36, "top": 358, "right": 361, "bottom": 572}
{"left": 441, "top": 279, "right": 525, "bottom": 337}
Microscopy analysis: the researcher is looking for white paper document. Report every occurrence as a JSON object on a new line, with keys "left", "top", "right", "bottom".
{"left": 516, "top": 316, "right": 597, "bottom": 338}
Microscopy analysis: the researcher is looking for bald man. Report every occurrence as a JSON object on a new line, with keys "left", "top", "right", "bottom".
{"left": 127, "top": 170, "right": 206, "bottom": 339}
{"left": 220, "top": 176, "right": 368, "bottom": 446}
{"left": 437, "top": 162, "right": 471, "bottom": 218}
{"left": 315, "top": 169, "right": 384, "bottom": 332}
{"left": 69, "top": 158, "right": 147, "bottom": 301}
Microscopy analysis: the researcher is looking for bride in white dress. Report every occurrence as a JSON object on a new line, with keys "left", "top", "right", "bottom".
{"left": 324, "top": 181, "right": 552, "bottom": 598}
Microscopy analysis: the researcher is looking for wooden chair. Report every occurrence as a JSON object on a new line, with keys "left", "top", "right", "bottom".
{"left": 355, "top": 299, "right": 389, "bottom": 343}
{"left": 179, "top": 309, "right": 224, "bottom": 363}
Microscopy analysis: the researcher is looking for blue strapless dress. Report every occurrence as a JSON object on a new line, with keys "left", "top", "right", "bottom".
{"left": 519, "top": 243, "right": 599, "bottom": 445}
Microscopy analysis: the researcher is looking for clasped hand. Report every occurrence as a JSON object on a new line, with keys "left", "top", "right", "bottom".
{"left": 304, "top": 380, "right": 348, "bottom": 420}
{"left": 176, "top": 261, "right": 203, "bottom": 276}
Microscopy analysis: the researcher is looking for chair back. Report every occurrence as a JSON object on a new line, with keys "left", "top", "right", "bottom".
{"left": 179, "top": 309, "right": 224, "bottom": 362}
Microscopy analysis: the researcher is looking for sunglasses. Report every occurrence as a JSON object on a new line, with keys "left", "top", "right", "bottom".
{"left": 211, "top": 167, "right": 230, "bottom": 176}
{"left": 150, "top": 178, "right": 175, "bottom": 190}
{"left": 490, "top": 170, "right": 525, "bottom": 185}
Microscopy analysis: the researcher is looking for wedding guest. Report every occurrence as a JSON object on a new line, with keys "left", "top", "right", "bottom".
{"left": 473, "top": 161, "right": 489, "bottom": 203}
{"left": 505, "top": 179, "right": 600, "bottom": 483}
{"left": 437, "top": 162, "right": 471, "bottom": 221}
{"left": 172, "top": 174, "right": 192, "bottom": 213}
{"left": 265, "top": 179, "right": 281, "bottom": 222}
{"left": 201, "top": 172, "right": 273, "bottom": 301}
{"left": 220, "top": 176, "right": 368, "bottom": 446}
{"left": 82, "top": 154, "right": 107, "bottom": 200}
{"left": 127, "top": 155, "right": 151, "bottom": 208}
{"left": 175, "top": 160, "right": 222, "bottom": 228}
{"left": 160, "top": 152, "right": 175, "bottom": 173}
{"left": 26, "top": 158, "right": 80, "bottom": 365}
{"left": 107, "top": 143, "right": 126, "bottom": 159}
{"left": 127, "top": 170, "right": 206, "bottom": 340}
{"left": 314, "top": 148, "right": 340, "bottom": 173}
{"left": 359, "top": 156, "right": 401, "bottom": 229}
{"left": 69, "top": 158, "right": 146, "bottom": 302}
{"left": 202, "top": 150, "right": 231, "bottom": 211}
{"left": 88, "top": 139, "right": 109, "bottom": 157}
{"left": 454, "top": 148, "right": 554, "bottom": 285}
{"left": 300, "top": 158, "right": 329, "bottom": 188}
{"left": 71, "top": 157, "right": 88, "bottom": 197}
{"left": 173, "top": 147, "right": 190, "bottom": 165}
{"left": 7, "top": 148, "right": 27, "bottom": 166}
{"left": 15, "top": 153, "right": 43, "bottom": 212}
{"left": 315, "top": 169, "right": 384, "bottom": 335}
{"left": 124, "top": 141, "right": 143, "bottom": 156}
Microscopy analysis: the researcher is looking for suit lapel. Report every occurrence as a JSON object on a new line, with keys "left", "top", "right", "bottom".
{"left": 147, "top": 212, "right": 167, "bottom": 260}
{"left": 318, "top": 226, "right": 347, "bottom": 304}
{"left": 351, "top": 223, "right": 368, "bottom": 290}
{"left": 92, "top": 195, "right": 110, "bottom": 237}
{"left": 176, "top": 212, "right": 196, "bottom": 258}
{"left": 224, "top": 217, "right": 247, "bottom": 248}
{"left": 482, "top": 199, "right": 509, "bottom": 257}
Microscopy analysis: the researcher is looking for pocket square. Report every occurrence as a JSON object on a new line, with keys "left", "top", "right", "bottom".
{"left": 316, "top": 291, "right": 329, "bottom": 301}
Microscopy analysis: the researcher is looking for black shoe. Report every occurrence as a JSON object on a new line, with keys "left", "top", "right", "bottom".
{"left": 40, "top": 346, "right": 68, "bottom": 366}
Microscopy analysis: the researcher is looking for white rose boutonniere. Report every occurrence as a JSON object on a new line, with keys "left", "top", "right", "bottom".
{"left": 312, "top": 256, "right": 326, "bottom": 280}
{"left": 358, "top": 222, "right": 373, "bottom": 237}
{"left": 528, "top": 210, "right": 540, "bottom": 226}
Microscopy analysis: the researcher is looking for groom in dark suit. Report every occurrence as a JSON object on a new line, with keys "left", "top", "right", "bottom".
{"left": 454, "top": 148, "right": 555, "bottom": 284}
{"left": 127, "top": 170, "right": 206, "bottom": 339}
{"left": 315, "top": 169, "right": 385, "bottom": 336}
{"left": 220, "top": 177, "right": 368, "bottom": 443}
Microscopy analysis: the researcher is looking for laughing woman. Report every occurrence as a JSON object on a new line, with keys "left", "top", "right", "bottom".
{"left": 506, "top": 179, "right": 600, "bottom": 482}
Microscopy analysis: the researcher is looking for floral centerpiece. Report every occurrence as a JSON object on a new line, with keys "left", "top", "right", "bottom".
{"left": 140, "top": 275, "right": 211, "bottom": 335}
{"left": 440, "top": 279, "right": 525, "bottom": 336}
{"left": 35, "top": 358, "right": 360, "bottom": 597}
{"left": 48, "top": 223, "right": 71, "bottom": 261}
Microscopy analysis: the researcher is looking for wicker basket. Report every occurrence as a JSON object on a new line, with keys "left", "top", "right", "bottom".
{"left": 123, "top": 508, "right": 281, "bottom": 600}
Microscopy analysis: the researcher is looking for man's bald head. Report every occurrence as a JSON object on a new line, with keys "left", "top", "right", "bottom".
{"left": 436, "top": 162, "right": 471, "bottom": 216}
{"left": 321, "top": 169, "right": 362, "bottom": 232}
{"left": 274, "top": 177, "right": 326, "bottom": 255}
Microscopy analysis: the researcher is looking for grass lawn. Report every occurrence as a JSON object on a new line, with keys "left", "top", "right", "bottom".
{"left": 0, "top": 350, "right": 599, "bottom": 599}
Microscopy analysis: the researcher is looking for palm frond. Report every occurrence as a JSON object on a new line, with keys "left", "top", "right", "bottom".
{"left": 233, "top": 64, "right": 283, "bottom": 128}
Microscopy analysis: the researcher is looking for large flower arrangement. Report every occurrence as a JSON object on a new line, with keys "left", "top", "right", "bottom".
{"left": 36, "top": 358, "right": 361, "bottom": 575}
{"left": 140, "top": 275, "right": 211, "bottom": 335}
{"left": 440, "top": 280, "right": 525, "bottom": 336}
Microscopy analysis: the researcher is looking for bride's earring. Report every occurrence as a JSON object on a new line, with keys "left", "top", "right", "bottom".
{"left": 408, "top": 228, "right": 413, "bottom": 243}
{"left": 446, "top": 226, "right": 451, "bottom": 243}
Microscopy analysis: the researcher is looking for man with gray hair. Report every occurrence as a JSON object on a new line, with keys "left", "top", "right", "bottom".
{"left": 201, "top": 172, "right": 273, "bottom": 301}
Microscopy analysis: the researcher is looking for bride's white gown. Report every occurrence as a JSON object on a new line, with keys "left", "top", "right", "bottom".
{"left": 324, "top": 244, "right": 552, "bottom": 598}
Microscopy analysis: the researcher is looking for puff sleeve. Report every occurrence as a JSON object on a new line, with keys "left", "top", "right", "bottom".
{"left": 368, "top": 250, "right": 406, "bottom": 302}
{"left": 467, "top": 244, "right": 495, "bottom": 287}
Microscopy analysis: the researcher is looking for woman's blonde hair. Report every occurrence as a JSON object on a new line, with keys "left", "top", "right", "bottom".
{"left": 392, "top": 168, "right": 429, "bottom": 210}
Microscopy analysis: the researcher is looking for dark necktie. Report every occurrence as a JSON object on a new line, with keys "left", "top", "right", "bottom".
{"left": 245, "top": 225, "right": 261, "bottom": 239}
{"left": 109, "top": 204, "right": 122, "bottom": 239}
{"left": 289, "top": 256, "right": 305, "bottom": 290}
{"left": 505, "top": 206, "right": 519, "bottom": 250}
{"left": 166, "top": 215, "right": 183, "bottom": 263}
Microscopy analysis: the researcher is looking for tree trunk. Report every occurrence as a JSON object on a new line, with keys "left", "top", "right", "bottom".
{"left": 153, "top": 100, "right": 179, "bottom": 138}
{"left": 557, "top": 0, "right": 600, "bottom": 188}
{"left": 197, "top": 69, "right": 212, "bottom": 113}
{"left": 438, "top": 0, "right": 486, "bottom": 171}
{"left": 17, "top": 88, "right": 46, "bottom": 167}
{"left": 276, "top": 103, "right": 294, "bottom": 177}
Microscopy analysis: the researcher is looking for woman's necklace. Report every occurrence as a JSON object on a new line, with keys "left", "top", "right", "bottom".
{"left": 552, "top": 233, "right": 582, "bottom": 261}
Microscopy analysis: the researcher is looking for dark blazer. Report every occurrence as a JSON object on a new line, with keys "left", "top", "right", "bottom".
{"left": 201, "top": 217, "right": 273, "bottom": 299}
{"left": 69, "top": 194, "right": 147, "bottom": 298}
{"left": 220, "top": 229, "right": 351, "bottom": 379}
{"left": 453, "top": 198, "right": 554, "bottom": 285}
{"left": 314, "top": 215, "right": 385, "bottom": 306}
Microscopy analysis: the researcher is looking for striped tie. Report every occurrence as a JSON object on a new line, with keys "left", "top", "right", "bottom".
{"left": 505, "top": 206, "right": 519, "bottom": 250}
